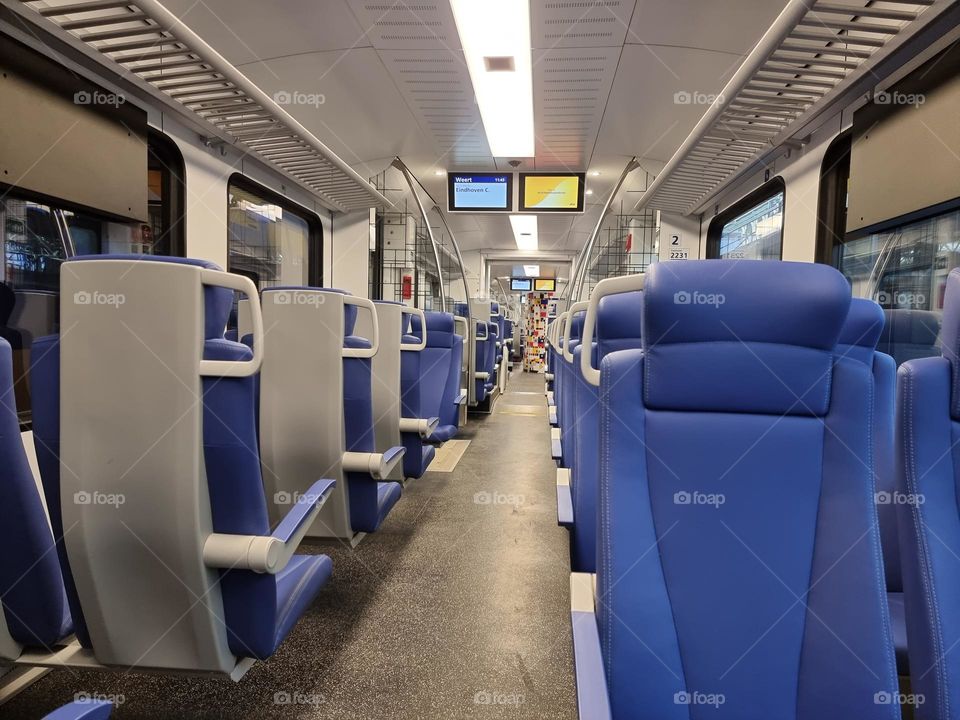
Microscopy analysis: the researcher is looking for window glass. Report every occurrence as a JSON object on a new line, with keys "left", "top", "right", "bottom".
{"left": 837, "top": 207, "right": 960, "bottom": 366}
{"left": 227, "top": 179, "right": 319, "bottom": 290}
{"left": 0, "top": 133, "right": 184, "bottom": 424}
{"left": 717, "top": 191, "right": 785, "bottom": 260}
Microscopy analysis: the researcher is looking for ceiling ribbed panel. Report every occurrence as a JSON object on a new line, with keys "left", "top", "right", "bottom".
{"left": 533, "top": 46, "right": 620, "bottom": 169}
{"left": 638, "top": 0, "right": 938, "bottom": 215}
{"left": 531, "top": 0, "right": 634, "bottom": 47}
{"left": 347, "top": 2, "right": 493, "bottom": 167}
{"left": 15, "top": 0, "right": 391, "bottom": 212}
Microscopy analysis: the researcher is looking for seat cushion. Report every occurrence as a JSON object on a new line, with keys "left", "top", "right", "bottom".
{"left": 272, "top": 554, "right": 333, "bottom": 654}
{"left": 375, "top": 482, "right": 403, "bottom": 529}
{"left": 428, "top": 424, "right": 458, "bottom": 444}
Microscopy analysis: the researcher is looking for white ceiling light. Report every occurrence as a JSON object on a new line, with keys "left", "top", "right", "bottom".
{"left": 523, "top": 265, "right": 540, "bottom": 277}
{"left": 434, "top": 170, "right": 445, "bottom": 176}
{"left": 510, "top": 214, "right": 538, "bottom": 251}
{"left": 450, "top": 0, "right": 534, "bottom": 158}
{"left": 585, "top": 189, "right": 594, "bottom": 196}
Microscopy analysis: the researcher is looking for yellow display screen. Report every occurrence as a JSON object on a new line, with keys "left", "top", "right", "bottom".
{"left": 520, "top": 173, "right": 585, "bottom": 212}
{"left": 534, "top": 278, "right": 556, "bottom": 292}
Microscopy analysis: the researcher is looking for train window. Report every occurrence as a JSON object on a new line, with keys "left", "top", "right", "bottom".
{"left": 816, "top": 131, "right": 851, "bottom": 265}
{"left": 147, "top": 130, "right": 186, "bottom": 257}
{"left": 227, "top": 175, "right": 322, "bottom": 290}
{"left": 838, "top": 204, "right": 960, "bottom": 365}
{"left": 707, "top": 178, "right": 785, "bottom": 260}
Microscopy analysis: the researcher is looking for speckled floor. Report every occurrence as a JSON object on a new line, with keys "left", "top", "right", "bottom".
{"left": 3, "top": 370, "right": 577, "bottom": 719}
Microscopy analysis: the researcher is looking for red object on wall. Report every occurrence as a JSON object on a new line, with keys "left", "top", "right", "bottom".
{"left": 626, "top": 232, "right": 633, "bottom": 253}
{"left": 402, "top": 275, "right": 413, "bottom": 299}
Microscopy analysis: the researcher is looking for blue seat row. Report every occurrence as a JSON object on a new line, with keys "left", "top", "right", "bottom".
{"left": 0, "top": 255, "right": 468, "bottom": 684}
{"left": 565, "top": 260, "right": 916, "bottom": 718}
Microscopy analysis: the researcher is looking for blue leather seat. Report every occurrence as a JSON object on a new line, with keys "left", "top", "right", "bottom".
{"left": 896, "top": 268, "right": 960, "bottom": 717}
{"left": 43, "top": 700, "right": 113, "bottom": 720}
{"left": 880, "top": 308, "right": 940, "bottom": 366}
{"left": 837, "top": 298, "right": 905, "bottom": 675}
{"left": 343, "top": 298, "right": 402, "bottom": 530}
{"left": 411, "top": 311, "right": 462, "bottom": 444}
{"left": 559, "top": 312, "right": 584, "bottom": 470}
{"left": 0, "top": 336, "right": 74, "bottom": 653}
{"left": 587, "top": 260, "right": 898, "bottom": 718}
{"left": 569, "top": 291, "right": 642, "bottom": 573}
{"left": 399, "top": 321, "right": 438, "bottom": 480}
{"left": 35, "top": 256, "right": 334, "bottom": 662}
{"left": 484, "top": 318, "right": 498, "bottom": 396}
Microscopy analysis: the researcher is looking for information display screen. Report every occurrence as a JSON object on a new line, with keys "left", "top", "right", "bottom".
{"left": 510, "top": 278, "right": 533, "bottom": 292}
{"left": 534, "top": 278, "right": 556, "bottom": 292}
{"left": 447, "top": 173, "right": 513, "bottom": 212}
{"left": 519, "top": 173, "right": 585, "bottom": 212}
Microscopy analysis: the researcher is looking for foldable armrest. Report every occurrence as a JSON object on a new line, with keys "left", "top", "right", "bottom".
{"left": 343, "top": 446, "right": 405, "bottom": 480}
{"left": 551, "top": 428, "right": 562, "bottom": 460}
{"left": 455, "top": 389, "right": 468, "bottom": 405}
{"left": 545, "top": 373, "right": 555, "bottom": 382}
{"left": 570, "top": 573, "right": 612, "bottom": 720}
{"left": 547, "top": 391, "right": 555, "bottom": 406}
{"left": 43, "top": 701, "right": 114, "bottom": 720}
{"left": 549, "top": 406, "right": 558, "bottom": 426}
{"left": 399, "top": 416, "right": 440, "bottom": 437}
{"left": 203, "top": 479, "right": 336, "bottom": 574}
{"left": 557, "top": 468, "right": 573, "bottom": 526}
{"left": 475, "top": 371, "right": 490, "bottom": 380}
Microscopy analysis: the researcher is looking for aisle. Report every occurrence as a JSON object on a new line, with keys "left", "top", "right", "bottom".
{"left": 6, "top": 369, "right": 577, "bottom": 719}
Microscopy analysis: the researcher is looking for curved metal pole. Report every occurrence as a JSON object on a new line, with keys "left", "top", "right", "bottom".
{"left": 632, "top": 0, "right": 816, "bottom": 212}
{"left": 569, "top": 157, "right": 640, "bottom": 308}
{"left": 392, "top": 158, "right": 446, "bottom": 311}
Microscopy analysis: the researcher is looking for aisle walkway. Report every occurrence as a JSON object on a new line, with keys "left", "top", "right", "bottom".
{"left": 6, "top": 369, "right": 577, "bottom": 719}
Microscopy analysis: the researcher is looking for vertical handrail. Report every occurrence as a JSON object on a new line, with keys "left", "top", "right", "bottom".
{"left": 569, "top": 157, "right": 640, "bottom": 308}
{"left": 392, "top": 158, "right": 447, "bottom": 311}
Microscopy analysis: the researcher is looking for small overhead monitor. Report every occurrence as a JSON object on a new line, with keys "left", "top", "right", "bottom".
{"left": 447, "top": 173, "right": 513, "bottom": 212}
{"left": 519, "top": 173, "right": 585, "bottom": 212}
{"left": 534, "top": 278, "right": 556, "bottom": 292}
{"left": 510, "top": 277, "right": 533, "bottom": 292}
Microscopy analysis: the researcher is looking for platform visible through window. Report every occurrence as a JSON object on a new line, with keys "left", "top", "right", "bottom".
{"left": 707, "top": 179, "right": 785, "bottom": 260}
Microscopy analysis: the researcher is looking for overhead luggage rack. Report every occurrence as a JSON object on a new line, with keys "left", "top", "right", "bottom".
{"left": 10, "top": 0, "right": 391, "bottom": 213}
{"left": 635, "top": 0, "right": 949, "bottom": 216}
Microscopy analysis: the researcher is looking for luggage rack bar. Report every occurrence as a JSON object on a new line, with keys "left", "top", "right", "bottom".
{"left": 634, "top": 0, "right": 949, "bottom": 216}
{"left": 9, "top": 0, "right": 392, "bottom": 213}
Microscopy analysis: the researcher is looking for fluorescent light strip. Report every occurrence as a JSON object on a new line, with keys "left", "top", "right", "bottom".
{"left": 450, "top": 0, "right": 534, "bottom": 158}
{"left": 510, "top": 214, "right": 538, "bottom": 251}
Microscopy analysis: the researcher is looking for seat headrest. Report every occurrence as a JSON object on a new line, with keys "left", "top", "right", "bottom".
{"left": 265, "top": 286, "right": 358, "bottom": 334}
{"left": 938, "top": 269, "right": 960, "bottom": 418}
{"left": 453, "top": 302, "right": 469, "bottom": 317}
{"left": 68, "top": 254, "right": 230, "bottom": 339}
{"left": 569, "top": 311, "right": 585, "bottom": 344}
{"left": 881, "top": 308, "right": 941, "bottom": 345}
{"left": 490, "top": 301, "right": 500, "bottom": 314}
{"left": 642, "top": 260, "right": 851, "bottom": 415}
{"left": 597, "top": 290, "right": 642, "bottom": 359}
{"left": 836, "top": 298, "right": 884, "bottom": 365}
{"left": 413, "top": 311, "right": 455, "bottom": 348}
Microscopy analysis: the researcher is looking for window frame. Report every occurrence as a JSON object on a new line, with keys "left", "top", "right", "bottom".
{"left": 706, "top": 177, "right": 786, "bottom": 260}
{"left": 816, "top": 130, "right": 852, "bottom": 266}
{"left": 226, "top": 173, "right": 323, "bottom": 288}
{"left": 147, "top": 129, "right": 186, "bottom": 258}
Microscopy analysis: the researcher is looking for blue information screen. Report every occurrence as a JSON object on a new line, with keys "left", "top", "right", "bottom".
{"left": 447, "top": 173, "right": 513, "bottom": 211}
